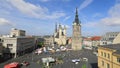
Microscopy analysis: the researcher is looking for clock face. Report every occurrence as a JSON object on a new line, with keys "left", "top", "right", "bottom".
{"left": 73, "top": 22, "right": 76, "bottom": 25}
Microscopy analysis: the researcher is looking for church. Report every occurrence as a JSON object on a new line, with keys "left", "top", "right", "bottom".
{"left": 54, "top": 24, "right": 67, "bottom": 46}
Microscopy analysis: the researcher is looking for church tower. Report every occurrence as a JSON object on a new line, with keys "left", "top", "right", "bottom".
{"left": 54, "top": 23, "right": 67, "bottom": 46}
{"left": 72, "top": 8, "right": 82, "bottom": 50}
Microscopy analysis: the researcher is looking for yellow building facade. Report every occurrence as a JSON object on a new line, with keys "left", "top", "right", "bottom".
{"left": 98, "top": 44, "right": 120, "bottom": 68}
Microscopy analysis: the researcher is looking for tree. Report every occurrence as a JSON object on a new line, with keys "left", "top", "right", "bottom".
{"left": 82, "top": 64, "right": 86, "bottom": 68}
{"left": 37, "top": 42, "right": 44, "bottom": 48}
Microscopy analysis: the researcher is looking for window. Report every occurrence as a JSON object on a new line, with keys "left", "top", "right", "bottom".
{"left": 103, "top": 42, "right": 104, "bottom": 44}
{"left": 107, "top": 63, "right": 110, "bottom": 68}
{"left": 9, "top": 48, "right": 13, "bottom": 50}
{"left": 117, "top": 58, "right": 120, "bottom": 63}
{"left": 108, "top": 53, "right": 110, "bottom": 59}
{"left": 101, "top": 52, "right": 103, "bottom": 56}
{"left": 7, "top": 44, "right": 13, "bottom": 48}
{"left": 105, "top": 42, "right": 107, "bottom": 44}
{"left": 102, "top": 61, "right": 104, "bottom": 66}
{"left": 104, "top": 52, "right": 106, "bottom": 57}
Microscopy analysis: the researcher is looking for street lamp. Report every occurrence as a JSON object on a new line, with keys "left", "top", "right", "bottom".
{"left": 86, "top": 58, "right": 88, "bottom": 68}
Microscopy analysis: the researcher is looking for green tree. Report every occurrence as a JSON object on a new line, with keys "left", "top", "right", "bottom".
{"left": 37, "top": 42, "right": 44, "bottom": 48}
{"left": 82, "top": 64, "right": 86, "bottom": 68}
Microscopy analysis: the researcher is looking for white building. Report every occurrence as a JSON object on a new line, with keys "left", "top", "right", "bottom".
{"left": 1, "top": 36, "right": 35, "bottom": 58}
{"left": 100, "top": 32, "right": 120, "bottom": 45}
{"left": 113, "top": 33, "right": 120, "bottom": 44}
{"left": 83, "top": 36, "right": 101, "bottom": 47}
{"left": 83, "top": 37, "right": 92, "bottom": 47}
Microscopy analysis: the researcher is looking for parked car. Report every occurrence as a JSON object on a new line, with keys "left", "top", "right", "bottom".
{"left": 21, "top": 61, "right": 29, "bottom": 66}
{"left": 4, "top": 62, "right": 20, "bottom": 68}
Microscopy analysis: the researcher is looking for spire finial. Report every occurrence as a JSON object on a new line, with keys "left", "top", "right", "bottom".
{"left": 76, "top": 7, "right": 78, "bottom": 15}
{"left": 74, "top": 7, "right": 80, "bottom": 24}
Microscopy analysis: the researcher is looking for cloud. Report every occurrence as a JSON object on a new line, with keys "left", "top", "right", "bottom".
{"left": 6, "top": 0, "right": 65, "bottom": 20}
{"left": 92, "top": 13, "right": 102, "bottom": 18}
{"left": 63, "top": 16, "right": 71, "bottom": 21}
{"left": 100, "top": 17, "right": 120, "bottom": 26}
{"left": 100, "top": 3, "right": 120, "bottom": 26}
{"left": 85, "top": 3, "right": 120, "bottom": 27}
{"left": 79, "top": 0, "right": 93, "bottom": 11}
{"left": 62, "top": 0, "right": 71, "bottom": 2}
{"left": 0, "top": 18, "right": 13, "bottom": 26}
{"left": 39, "top": 0, "right": 71, "bottom": 2}
{"left": 82, "top": 3, "right": 120, "bottom": 36}
{"left": 39, "top": 0, "right": 50, "bottom": 2}
{"left": 108, "top": 4, "right": 120, "bottom": 17}
{"left": 0, "top": 18, "right": 14, "bottom": 35}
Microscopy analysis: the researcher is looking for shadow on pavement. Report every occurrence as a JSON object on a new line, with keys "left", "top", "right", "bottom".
{"left": 90, "top": 63, "right": 98, "bottom": 68}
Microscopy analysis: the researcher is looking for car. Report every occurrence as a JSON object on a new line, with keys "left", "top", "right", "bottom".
{"left": 4, "top": 62, "right": 20, "bottom": 68}
{"left": 21, "top": 61, "right": 29, "bottom": 66}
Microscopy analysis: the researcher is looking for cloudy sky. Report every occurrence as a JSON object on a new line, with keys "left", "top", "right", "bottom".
{"left": 0, "top": 0, "right": 120, "bottom": 36}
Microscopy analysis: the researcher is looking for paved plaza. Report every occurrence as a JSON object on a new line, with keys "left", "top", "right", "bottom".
{"left": 0, "top": 49, "right": 98, "bottom": 68}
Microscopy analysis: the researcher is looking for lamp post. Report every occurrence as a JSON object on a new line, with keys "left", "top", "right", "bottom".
{"left": 86, "top": 58, "right": 88, "bottom": 68}
{"left": 32, "top": 52, "right": 34, "bottom": 62}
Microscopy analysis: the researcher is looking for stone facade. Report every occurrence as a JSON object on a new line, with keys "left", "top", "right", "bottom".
{"left": 54, "top": 24, "right": 66, "bottom": 46}
{"left": 72, "top": 8, "right": 82, "bottom": 50}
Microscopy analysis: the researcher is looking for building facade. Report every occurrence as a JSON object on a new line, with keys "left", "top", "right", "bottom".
{"left": 98, "top": 44, "right": 120, "bottom": 68}
{"left": 10, "top": 28, "right": 26, "bottom": 37}
{"left": 43, "top": 35, "right": 54, "bottom": 46}
{"left": 54, "top": 24, "right": 67, "bottom": 46}
{"left": 113, "top": 33, "right": 120, "bottom": 44}
{"left": 72, "top": 8, "right": 82, "bottom": 50}
{"left": 100, "top": 32, "right": 119, "bottom": 45}
{"left": 91, "top": 36, "right": 101, "bottom": 47}
{"left": 83, "top": 37, "right": 92, "bottom": 47}
{"left": 2, "top": 36, "right": 35, "bottom": 58}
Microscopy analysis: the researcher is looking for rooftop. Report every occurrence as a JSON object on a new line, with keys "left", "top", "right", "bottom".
{"left": 99, "top": 44, "right": 120, "bottom": 55}
{"left": 84, "top": 36, "right": 101, "bottom": 41}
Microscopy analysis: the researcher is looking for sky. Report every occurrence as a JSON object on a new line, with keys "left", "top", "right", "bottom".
{"left": 0, "top": 0, "right": 120, "bottom": 36}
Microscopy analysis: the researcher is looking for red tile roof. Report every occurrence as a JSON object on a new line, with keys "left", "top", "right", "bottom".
{"left": 83, "top": 36, "right": 101, "bottom": 41}
{"left": 91, "top": 36, "right": 101, "bottom": 41}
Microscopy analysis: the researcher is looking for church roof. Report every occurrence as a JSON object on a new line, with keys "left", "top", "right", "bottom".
{"left": 73, "top": 8, "right": 81, "bottom": 24}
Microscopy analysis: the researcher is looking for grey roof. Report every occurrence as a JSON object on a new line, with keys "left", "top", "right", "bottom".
{"left": 114, "top": 50, "right": 120, "bottom": 55}
{"left": 100, "top": 44, "right": 120, "bottom": 55}
{"left": 101, "top": 32, "right": 120, "bottom": 41}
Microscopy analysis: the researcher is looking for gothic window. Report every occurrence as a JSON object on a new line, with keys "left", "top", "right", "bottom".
{"left": 62, "top": 32, "right": 64, "bottom": 36}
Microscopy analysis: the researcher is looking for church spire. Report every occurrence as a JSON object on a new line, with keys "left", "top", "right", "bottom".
{"left": 74, "top": 8, "right": 80, "bottom": 24}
